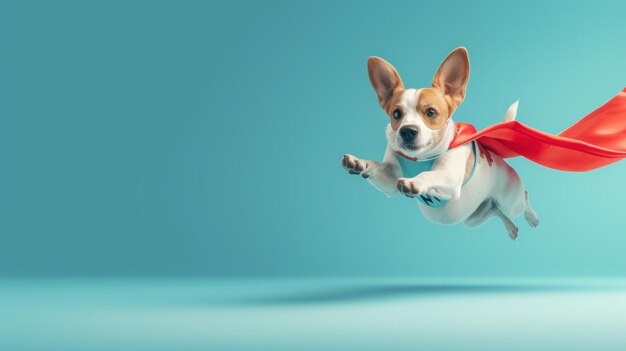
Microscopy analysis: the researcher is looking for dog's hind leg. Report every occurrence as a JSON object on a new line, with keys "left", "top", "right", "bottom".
{"left": 494, "top": 205, "right": 518, "bottom": 240}
{"left": 523, "top": 191, "right": 539, "bottom": 227}
{"left": 464, "top": 198, "right": 497, "bottom": 228}
{"left": 464, "top": 198, "right": 518, "bottom": 240}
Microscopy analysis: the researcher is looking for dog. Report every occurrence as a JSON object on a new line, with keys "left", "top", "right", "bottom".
{"left": 341, "top": 47, "right": 539, "bottom": 240}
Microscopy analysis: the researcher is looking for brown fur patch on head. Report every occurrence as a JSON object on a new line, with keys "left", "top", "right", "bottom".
{"left": 384, "top": 90, "right": 406, "bottom": 131}
{"left": 416, "top": 88, "right": 453, "bottom": 130}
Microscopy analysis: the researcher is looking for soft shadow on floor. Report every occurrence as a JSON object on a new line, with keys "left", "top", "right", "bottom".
{"left": 224, "top": 282, "right": 620, "bottom": 306}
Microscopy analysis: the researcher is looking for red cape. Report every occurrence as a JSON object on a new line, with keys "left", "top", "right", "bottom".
{"left": 450, "top": 88, "right": 626, "bottom": 172}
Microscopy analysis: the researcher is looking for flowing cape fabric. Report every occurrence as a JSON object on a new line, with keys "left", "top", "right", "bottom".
{"left": 449, "top": 88, "right": 626, "bottom": 171}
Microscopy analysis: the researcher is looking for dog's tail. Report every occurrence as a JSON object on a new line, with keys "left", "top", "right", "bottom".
{"left": 503, "top": 100, "right": 519, "bottom": 122}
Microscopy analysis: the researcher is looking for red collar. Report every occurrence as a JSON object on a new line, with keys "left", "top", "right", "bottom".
{"left": 394, "top": 150, "right": 418, "bottom": 161}
{"left": 395, "top": 149, "right": 451, "bottom": 162}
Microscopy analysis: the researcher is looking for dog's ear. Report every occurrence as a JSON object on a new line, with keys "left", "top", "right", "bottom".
{"left": 432, "top": 47, "right": 470, "bottom": 108}
{"left": 367, "top": 57, "right": 404, "bottom": 110}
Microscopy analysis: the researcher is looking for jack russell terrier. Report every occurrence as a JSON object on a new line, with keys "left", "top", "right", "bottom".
{"left": 341, "top": 47, "right": 539, "bottom": 240}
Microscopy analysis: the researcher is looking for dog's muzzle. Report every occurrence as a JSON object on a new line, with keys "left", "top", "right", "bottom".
{"left": 399, "top": 125, "right": 418, "bottom": 143}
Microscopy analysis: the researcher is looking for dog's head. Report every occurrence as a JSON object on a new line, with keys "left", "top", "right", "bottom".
{"left": 367, "top": 47, "right": 470, "bottom": 159}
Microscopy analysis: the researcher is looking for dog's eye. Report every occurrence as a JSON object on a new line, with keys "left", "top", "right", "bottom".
{"left": 392, "top": 109, "right": 403, "bottom": 120}
{"left": 425, "top": 108, "right": 437, "bottom": 118}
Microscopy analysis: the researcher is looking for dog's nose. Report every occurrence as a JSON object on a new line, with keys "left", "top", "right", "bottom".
{"left": 399, "top": 126, "right": 418, "bottom": 143}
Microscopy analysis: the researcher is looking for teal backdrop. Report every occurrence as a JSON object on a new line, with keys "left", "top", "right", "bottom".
{"left": 1, "top": 0, "right": 626, "bottom": 278}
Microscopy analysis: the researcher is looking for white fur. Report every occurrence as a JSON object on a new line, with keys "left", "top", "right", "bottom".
{"left": 343, "top": 95, "right": 538, "bottom": 239}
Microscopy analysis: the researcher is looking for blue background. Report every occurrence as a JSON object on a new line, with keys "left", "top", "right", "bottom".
{"left": 2, "top": 0, "right": 626, "bottom": 278}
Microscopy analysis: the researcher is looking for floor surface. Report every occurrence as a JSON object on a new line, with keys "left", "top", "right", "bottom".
{"left": 2, "top": 278, "right": 626, "bottom": 350}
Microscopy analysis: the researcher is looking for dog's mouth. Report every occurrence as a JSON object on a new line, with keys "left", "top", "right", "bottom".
{"left": 401, "top": 142, "right": 420, "bottom": 151}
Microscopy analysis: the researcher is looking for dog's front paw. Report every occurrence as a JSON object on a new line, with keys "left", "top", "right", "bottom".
{"left": 396, "top": 178, "right": 426, "bottom": 198}
{"left": 341, "top": 154, "right": 371, "bottom": 178}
